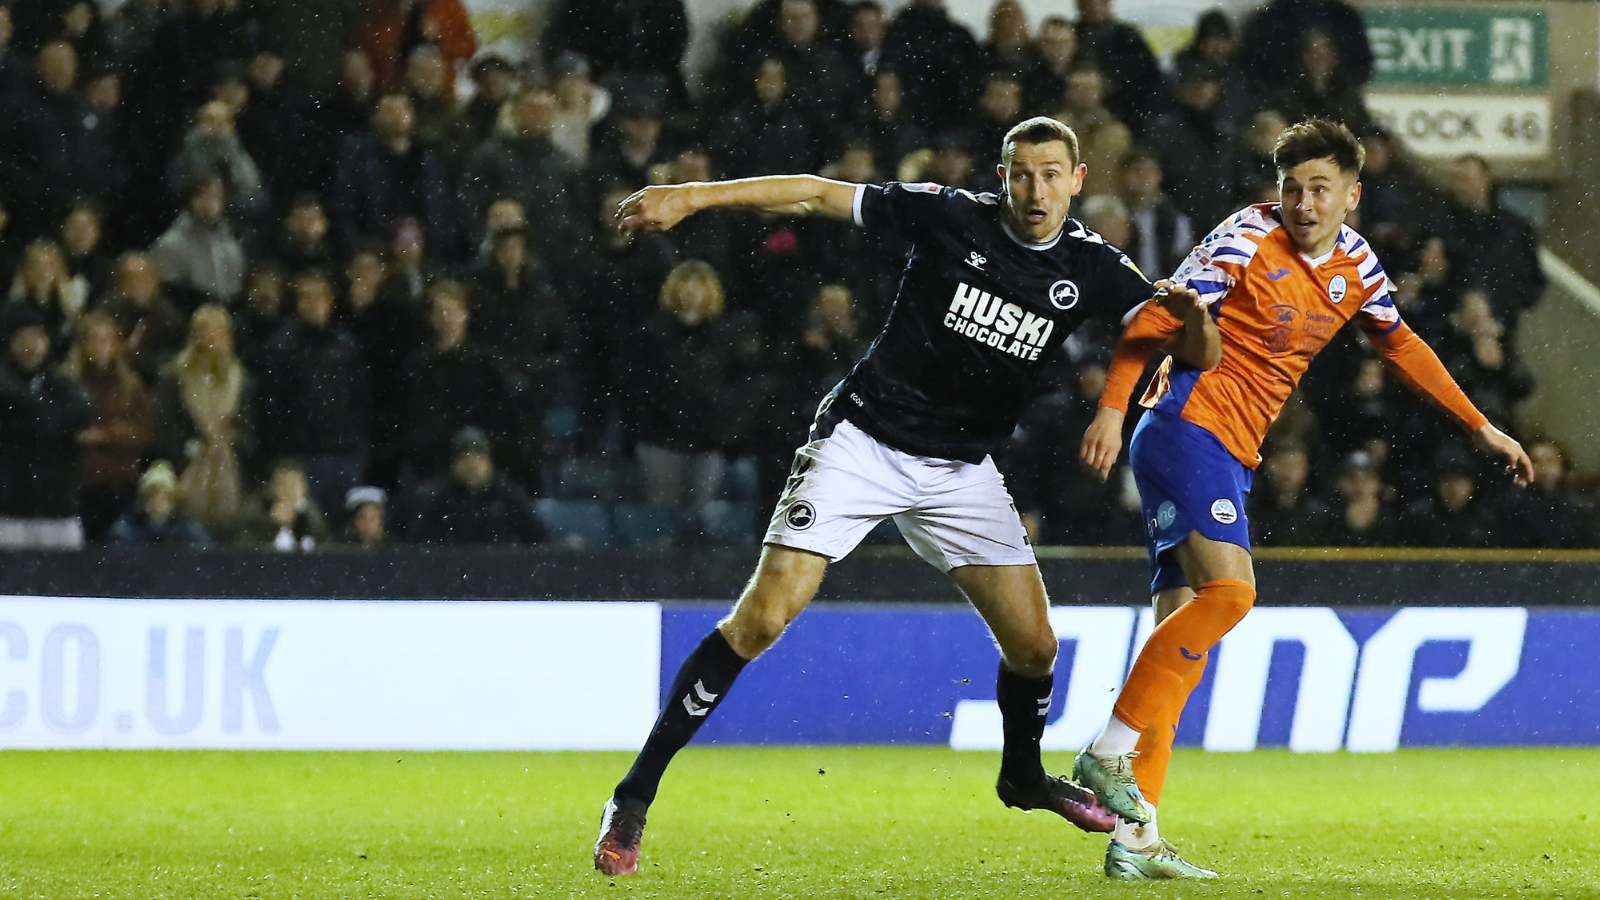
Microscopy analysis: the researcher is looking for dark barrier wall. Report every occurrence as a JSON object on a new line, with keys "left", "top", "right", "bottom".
{"left": 0, "top": 547, "right": 1595, "bottom": 606}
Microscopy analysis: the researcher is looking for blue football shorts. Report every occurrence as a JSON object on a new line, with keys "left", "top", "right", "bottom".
{"left": 1127, "top": 409, "right": 1254, "bottom": 594}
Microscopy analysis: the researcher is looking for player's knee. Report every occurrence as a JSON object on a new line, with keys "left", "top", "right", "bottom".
{"left": 722, "top": 601, "right": 791, "bottom": 659}
{"left": 1198, "top": 579, "right": 1256, "bottom": 626}
{"left": 1004, "top": 633, "right": 1058, "bottom": 678}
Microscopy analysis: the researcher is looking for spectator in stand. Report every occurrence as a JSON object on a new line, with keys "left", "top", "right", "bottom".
{"left": 342, "top": 485, "right": 390, "bottom": 546}
{"left": 1249, "top": 439, "right": 1335, "bottom": 547}
{"left": 541, "top": 0, "right": 689, "bottom": 106}
{"left": 1145, "top": 58, "right": 1241, "bottom": 231}
{"left": 151, "top": 171, "right": 247, "bottom": 304}
{"left": 166, "top": 99, "right": 267, "bottom": 218}
{"left": 980, "top": 1, "right": 1035, "bottom": 80}
{"left": 1239, "top": 0, "right": 1372, "bottom": 99}
{"left": 254, "top": 269, "right": 372, "bottom": 511}
{"left": 460, "top": 86, "right": 581, "bottom": 258}
{"left": 549, "top": 52, "right": 609, "bottom": 166}
{"left": 407, "top": 425, "right": 544, "bottom": 544}
{"left": 569, "top": 183, "right": 677, "bottom": 451}
{"left": 1048, "top": 65, "right": 1130, "bottom": 197}
{"left": 1071, "top": 0, "right": 1166, "bottom": 130}
{"left": 466, "top": 222, "right": 566, "bottom": 389}
{"left": 805, "top": 141, "right": 904, "bottom": 331}
{"left": 1400, "top": 442, "right": 1502, "bottom": 548}
{"left": 60, "top": 310, "right": 155, "bottom": 541}
{"left": 1002, "top": 355, "right": 1144, "bottom": 545}
{"left": 235, "top": 457, "right": 331, "bottom": 550}
{"left": 267, "top": 0, "right": 365, "bottom": 94}
{"left": 590, "top": 79, "right": 671, "bottom": 188}
{"left": 401, "top": 280, "right": 512, "bottom": 479}
{"left": 846, "top": 1, "right": 886, "bottom": 82}
{"left": 793, "top": 282, "right": 866, "bottom": 397}
{"left": 1261, "top": 29, "right": 1372, "bottom": 134}
{"left": 327, "top": 50, "right": 378, "bottom": 139}
{"left": 356, "top": 0, "right": 477, "bottom": 92}
{"left": 0, "top": 304, "right": 92, "bottom": 545}
{"left": 58, "top": 199, "right": 111, "bottom": 294}
{"left": 386, "top": 216, "right": 437, "bottom": 304}
{"left": 231, "top": 262, "right": 286, "bottom": 362}
{"left": 78, "top": 62, "right": 134, "bottom": 238}
{"left": 733, "top": 0, "right": 855, "bottom": 60}
{"left": 236, "top": 38, "right": 333, "bottom": 202}
{"left": 1119, "top": 147, "right": 1193, "bottom": 281}
{"left": 464, "top": 55, "right": 519, "bottom": 149}
{"left": 8, "top": 238, "right": 85, "bottom": 355}
{"left": 101, "top": 0, "right": 167, "bottom": 74}
{"left": 1427, "top": 288, "right": 1532, "bottom": 433}
{"left": 331, "top": 91, "right": 457, "bottom": 261}
{"left": 98, "top": 250, "right": 185, "bottom": 378}
{"left": 880, "top": 0, "right": 979, "bottom": 132}
{"left": 1024, "top": 16, "right": 1076, "bottom": 118}
{"left": 1324, "top": 450, "right": 1399, "bottom": 547}
{"left": 969, "top": 71, "right": 1023, "bottom": 177}
{"left": 1233, "top": 107, "right": 1288, "bottom": 205}
{"left": 267, "top": 194, "right": 337, "bottom": 275}
{"left": 1510, "top": 442, "right": 1595, "bottom": 549}
{"left": 1430, "top": 155, "right": 1546, "bottom": 338}
{"left": 923, "top": 132, "right": 977, "bottom": 191}
{"left": 156, "top": 304, "right": 249, "bottom": 533}
{"left": 107, "top": 460, "right": 212, "bottom": 545}
{"left": 0, "top": 39, "right": 112, "bottom": 240}
{"left": 714, "top": 58, "right": 822, "bottom": 179}
{"left": 342, "top": 242, "right": 419, "bottom": 488}
{"left": 629, "top": 261, "right": 762, "bottom": 522}
{"left": 755, "top": 0, "right": 859, "bottom": 124}
{"left": 1348, "top": 130, "right": 1423, "bottom": 266}
{"left": 1172, "top": 9, "right": 1250, "bottom": 132}
{"left": 403, "top": 44, "right": 474, "bottom": 169}
{"left": 1077, "top": 194, "right": 1130, "bottom": 249}
{"left": 861, "top": 71, "right": 925, "bottom": 176}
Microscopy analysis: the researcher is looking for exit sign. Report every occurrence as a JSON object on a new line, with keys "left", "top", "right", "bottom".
{"left": 1364, "top": 8, "right": 1547, "bottom": 87}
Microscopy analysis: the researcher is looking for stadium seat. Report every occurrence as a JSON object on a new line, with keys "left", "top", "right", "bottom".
{"left": 612, "top": 503, "right": 685, "bottom": 548}
{"left": 534, "top": 499, "right": 613, "bottom": 548}
{"left": 699, "top": 500, "right": 758, "bottom": 545}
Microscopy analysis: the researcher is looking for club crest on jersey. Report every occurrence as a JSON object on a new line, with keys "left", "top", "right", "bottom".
{"left": 1048, "top": 279, "right": 1080, "bottom": 310}
{"left": 943, "top": 282, "right": 1054, "bottom": 361}
{"left": 1328, "top": 274, "right": 1348, "bottom": 303}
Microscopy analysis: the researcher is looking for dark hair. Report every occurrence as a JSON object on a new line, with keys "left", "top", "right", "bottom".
{"left": 1272, "top": 118, "right": 1364, "bottom": 175}
{"left": 1002, "top": 116, "right": 1079, "bottom": 167}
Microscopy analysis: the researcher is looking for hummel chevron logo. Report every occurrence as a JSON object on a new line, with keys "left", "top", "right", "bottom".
{"left": 1180, "top": 647, "right": 1204, "bottom": 660}
{"left": 1267, "top": 268, "right": 1290, "bottom": 281}
{"left": 965, "top": 251, "right": 987, "bottom": 271}
{"left": 682, "top": 680, "right": 719, "bottom": 717}
{"left": 1036, "top": 697, "right": 1052, "bottom": 717}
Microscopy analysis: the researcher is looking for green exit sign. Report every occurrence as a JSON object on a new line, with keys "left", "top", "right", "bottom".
{"left": 1364, "top": 8, "right": 1547, "bottom": 87}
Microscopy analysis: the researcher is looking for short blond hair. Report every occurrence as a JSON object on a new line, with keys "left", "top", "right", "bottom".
{"left": 659, "top": 260, "right": 724, "bottom": 319}
{"left": 1002, "top": 116, "right": 1080, "bottom": 167}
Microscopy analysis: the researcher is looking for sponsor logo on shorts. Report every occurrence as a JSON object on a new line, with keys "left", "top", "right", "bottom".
{"left": 1048, "top": 279, "right": 1079, "bottom": 310}
{"left": 1328, "top": 274, "right": 1348, "bottom": 303}
{"left": 1156, "top": 501, "right": 1177, "bottom": 530}
{"left": 785, "top": 501, "right": 817, "bottom": 531}
{"left": 1211, "top": 499, "right": 1238, "bottom": 524}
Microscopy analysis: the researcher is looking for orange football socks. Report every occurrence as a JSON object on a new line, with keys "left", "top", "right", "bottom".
{"left": 1113, "top": 579, "right": 1256, "bottom": 734}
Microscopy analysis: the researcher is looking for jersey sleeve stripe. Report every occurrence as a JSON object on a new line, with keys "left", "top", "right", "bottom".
{"left": 852, "top": 183, "right": 867, "bottom": 227}
{"left": 1212, "top": 246, "right": 1252, "bottom": 259}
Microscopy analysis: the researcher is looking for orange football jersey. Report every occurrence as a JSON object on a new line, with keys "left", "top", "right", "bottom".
{"left": 1143, "top": 203, "right": 1401, "bottom": 468}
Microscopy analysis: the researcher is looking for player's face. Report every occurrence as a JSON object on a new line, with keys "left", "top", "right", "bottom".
{"left": 1000, "top": 141, "right": 1085, "bottom": 242}
{"left": 1277, "top": 157, "right": 1361, "bottom": 256}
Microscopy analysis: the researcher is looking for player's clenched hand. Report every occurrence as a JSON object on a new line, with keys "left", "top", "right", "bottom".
{"left": 1080, "top": 406, "right": 1126, "bottom": 482}
{"left": 1152, "top": 279, "right": 1204, "bottom": 320}
{"left": 1474, "top": 423, "right": 1535, "bottom": 487}
{"left": 616, "top": 184, "right": 696, "bottom": 232}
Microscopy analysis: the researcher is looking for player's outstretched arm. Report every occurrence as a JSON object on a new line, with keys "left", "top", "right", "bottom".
{"left": 616, "top": 176, "right": 860, "bottom": 232}
{"left": 1366, "top": 321, "right": 1534, "bottom": 487}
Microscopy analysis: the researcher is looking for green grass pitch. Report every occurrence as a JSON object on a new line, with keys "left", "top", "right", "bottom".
{"left": 0, "top": 747, "right": 1594, "bottom": 899}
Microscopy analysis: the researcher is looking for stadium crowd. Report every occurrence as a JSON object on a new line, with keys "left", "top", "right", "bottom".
{"left": 0, "top": 0, "right": 1591, "bottom": 550}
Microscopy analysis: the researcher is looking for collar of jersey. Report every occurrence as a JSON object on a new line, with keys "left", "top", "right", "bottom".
{"left": 1000, "top": 214, "right": 1064, "bottom": 251}
{"left": 1300, "top": 229, "right": 1347, "bottom": 267}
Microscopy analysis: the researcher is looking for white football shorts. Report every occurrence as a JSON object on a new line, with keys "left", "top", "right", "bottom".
{"left": 763, "top": 419, "right": 1036, "bottom": 572}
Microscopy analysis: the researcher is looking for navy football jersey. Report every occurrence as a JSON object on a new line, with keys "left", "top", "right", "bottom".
{"left": 820, "top": 181, "right": 1155, "bottom": 463}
